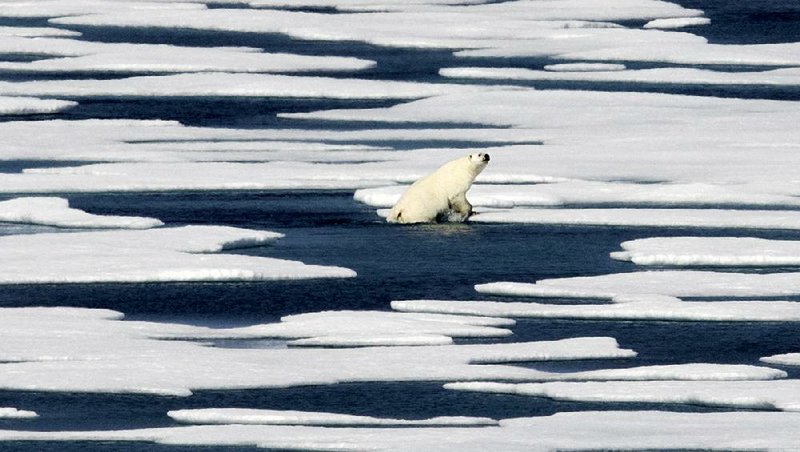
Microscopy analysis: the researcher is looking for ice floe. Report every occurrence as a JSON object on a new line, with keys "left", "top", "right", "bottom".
{"left": 0, "top": 197, "right": 162, "bottom": 229}
{"left": 47, "top": 2, "right": 700, "bottom": 51}
{"left": 152, "top": 310, "right": 517, "bottom": 347}
{"left": 476, "top": 271, "right": 800, "bottom": 299}
{"left": 3, "top": 411, "right": 800, "bottom": 451}
{"left": 0, "top": 38, "right": 375, "bottom": 74}
{"left": 0, "top": 119, "right": 542, "bottom": 163}
{"left": 445, "top": 380, "right": 800, "bottom": 411}
{"left": 0, "top": 27, "right": 80, "bottom": 38}
{"left": 470, "top": 208, "right": 800, "bottom": 229}
{"left": 0, "top": 96, "right": 76, "bottom": 116}
{"left": 286, "top": 89, "right": 800, "bottom": 187}
{"left": 0, "top": 225, "right": 357, "bottom": 284}
{"left": 356, "top": 181, "right": 800, "bottom": 209}
{"left": 392, "top": 298, "right": 800, "bottom": 322}
{"left": 168, "top": 408, "right": 497, "bottom": 426}
{"left": 613, "top": 237, "right": 800, "bottom": 266}
{"left": 0, "top": 408, "right": 38, "bottom": 419}
{"left": 0, "top": 307, "right": 633, "bottom": 395}
{"left": 543, "top": 63, "right": 627, "bottom": 72}
{"left": 0, "top": 72, "right": 481, "bottom": 99}
{"left": 441, "top": 66, "right": 800, "bottom": 86}
{"left": 643, "top": 16, "right": 711, "bottom": 29}
{"left": 762, "top": 353, "right": 800, "bottom": 367}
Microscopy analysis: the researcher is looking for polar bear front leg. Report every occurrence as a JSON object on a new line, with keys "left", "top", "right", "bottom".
{"left": 449, "top": 193, "right": 473, "bottom": 222}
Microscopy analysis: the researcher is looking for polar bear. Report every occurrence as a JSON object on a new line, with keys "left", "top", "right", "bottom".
{"left": 387, "top": 153, "right": 490, "bottom": 224}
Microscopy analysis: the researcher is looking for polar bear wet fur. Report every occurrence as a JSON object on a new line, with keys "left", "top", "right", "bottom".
{"left": 387, "top": 153, "right": 490, "bottom": 224}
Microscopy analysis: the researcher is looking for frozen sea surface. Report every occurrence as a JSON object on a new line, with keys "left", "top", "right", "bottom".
{"left": 2, "top": 0, "right": 800, "bottom": 451}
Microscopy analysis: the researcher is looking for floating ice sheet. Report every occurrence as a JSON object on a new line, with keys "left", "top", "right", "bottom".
{"left": 0, "top": 96, "right": 76, "bottom": 116}
{"left": 0, "top": 197, "right": 162, "bottom": 229}
{"left": 0, "top": 408, "right": 37, "bottom": 419}
{"left": 168, "top": 408, "right": 498, "bottom": 426}
{"left": 0, "top": 38, "right": 375, "bottom": 73}
{"left": 543, "top": 63, "right": 627, "bottom": 72}
{"left": 470, "top": 208, "right": 800, "bottom": 230}
{"left": 0, "top": 27, "right": 80, "bottom": 38}
{"left": 0, "top": 119, "right": 542, "bottom": 163}
{"left": 0, "top": 307, "right": 633, "bottom": 395}
{"left": 643, "top": 17, "right": 711, "bottom": 29}
{"left": 0, "top": 73, "right": 481, "bottom": 99}
{"left": 445, "top": 380, "right": 800, "bottom": 411}
{"left": 476, "top": 270, "right": 800, "bottom": 299}
{"left": 392, "top": 298, "right": 800, "bottom": 322}
{"left": 355, "top": 182, "right": 800, "bottom": 209}
{"left": 441, "top": 66, "right": 800, "bottom": 86}
{"left": 447, "top": 363, "right": 787, "bottom": 383}
{"left": 762, "top": 353, "right": 800, "bottom": 367}
{"left": 286, "top": 89, "right": 800, "bottom": 187}
{"left": 0, "top": 225, "right": 357, "bottom": 284}
{"left": 614, "top": 237, "right": 800, "bottom": 266}
{"left": 3, "top": 411, "right": 800, "bottom": 451}
{"left": 151, "top": 310, "right": 517, "bottom": 347}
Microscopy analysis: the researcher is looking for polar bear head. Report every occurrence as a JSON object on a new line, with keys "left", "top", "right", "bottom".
{"left": 467, "top": 152, "right": 490, "bottom": 175}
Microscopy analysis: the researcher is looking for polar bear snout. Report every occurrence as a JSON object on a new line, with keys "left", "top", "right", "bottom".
{"left": 482, "top": 153, "right": 490, "bottom": 162}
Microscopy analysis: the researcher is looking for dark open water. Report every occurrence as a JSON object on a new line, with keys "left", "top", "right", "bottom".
{"left": 1, "top": 1, "right": 799, "bottom": 450}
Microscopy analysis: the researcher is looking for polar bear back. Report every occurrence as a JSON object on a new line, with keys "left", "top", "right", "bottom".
{"left": 387, "top": 154, "right": 488, "bottom": 224}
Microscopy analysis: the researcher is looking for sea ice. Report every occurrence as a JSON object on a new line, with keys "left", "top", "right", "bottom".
{"left": 0, "top": 96, "right": 76, "bottom": 116}
{"left": 543, "top": 63, "right": 627, "bottom": 72}
{"left": 643, "top": 17, "right": 711, "bottom": 29}
{"left": 475, "top": 270, "right": 800, "bottom": 299}
{"left": 445, "top": 380, "right": 800, "bottom": 411}
{"left": 392, "top": 298, "right": 800, "bottom": 322}
{"left": 762, "top": 353, "right": 800, "bottom": 367}
{"left": 0, "top": 408, "right": 37, "bottom": 419}
{"left": 613, "top": 236, "right": 800, "bottom": 266}
{"left": 0, "top": 197, "right": 162, "bottom": 229}
{"left": 0, "top": 72, "right": 481, "bottom": 99}
{"left": 150, "top": 310, "right": 517, "bottom": 347}
{"left": 0, "top": 38, "right": 375, "bottom": 74}
{"left": 355, "top": 181, "right": 800, "bottom": 209}
{"left": 0, "top": 27, "right": 80, "bottom": 38}
{"left": 3, "top": 411, "right": 800, "bottom": 451}
{"left": 0, "top": 307, "right": 633, "bottom": 395}
{"left": 445, "top": 363, "right": 787, "bottom": 382}
{"left": 469, "top": 208, "right": 800, "bottom": 229}
{"left": 168, "top": 408, "right": 497, "bottom": 426}
{"left": 0, "top": 225, "right": 357, "bottom": 284}
{"left": 441, "top": 66, "right": 800, "bottom": 86}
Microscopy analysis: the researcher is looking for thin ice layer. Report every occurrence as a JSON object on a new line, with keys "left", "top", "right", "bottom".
{"left": 0, "top": 197, "right": 162, "bottom": 229}
{"left": 445, "top": 380, "right": 800, "bottom": 411}
{"left": 0, "top": 225, "right": 356, "bottom": 284}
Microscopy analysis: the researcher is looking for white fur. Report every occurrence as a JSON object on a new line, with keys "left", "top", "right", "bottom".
{"left": 387, "top": 153, "right": 489, "bottom": 224}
